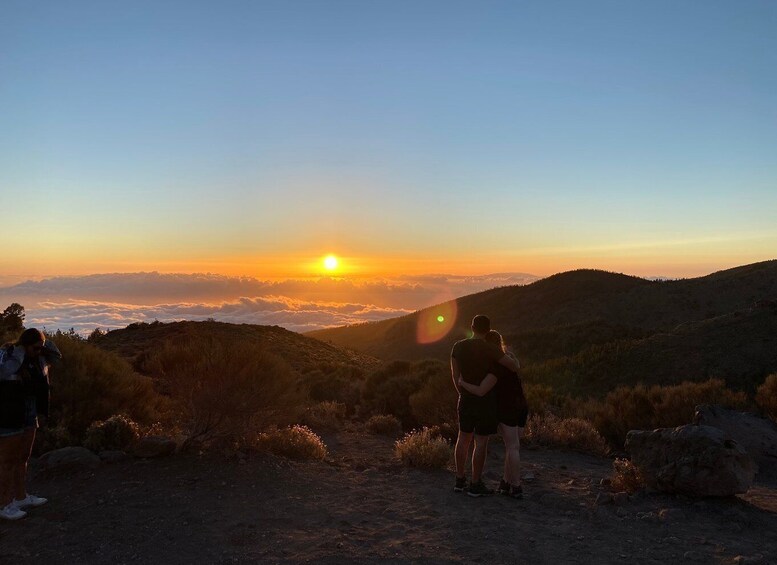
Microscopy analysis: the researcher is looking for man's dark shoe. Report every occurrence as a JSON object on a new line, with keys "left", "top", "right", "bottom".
{"left": 466, "top": 481, "right": 494, "bottom": 497}
{"left": 497, "top": 479, "right": 510, "bottom": 495}
{"left": 454, "top": 477, "right": 467, "bottom": 492}
{"left": 509, "top": 484, "right": 524, "bottom": 499}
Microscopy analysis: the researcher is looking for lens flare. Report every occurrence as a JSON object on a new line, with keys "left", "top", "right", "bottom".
{"left": 417, "top": 300, "right": 457, "bottom": 344}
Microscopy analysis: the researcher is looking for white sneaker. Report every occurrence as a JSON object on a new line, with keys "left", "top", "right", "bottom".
{"left": 13, "top": 494, "right": 48, "bottom": 509}
{"left": 0, "top": 503, "right": 27, "bottom": 520}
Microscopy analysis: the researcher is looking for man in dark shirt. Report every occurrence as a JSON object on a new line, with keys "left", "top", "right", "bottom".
{"left": 450, "top": 315, "right": 519, "bottom": 496}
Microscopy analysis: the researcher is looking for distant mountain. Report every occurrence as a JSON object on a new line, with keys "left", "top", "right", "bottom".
{"left": 308, "top": 261, "right": 777, "bottom": 393}
{"left": 93, "top": 320, "right": 381, "bottom": 374}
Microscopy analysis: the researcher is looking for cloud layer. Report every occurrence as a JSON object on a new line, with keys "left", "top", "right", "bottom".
{"left": 0, "top": 271, "right": 538, "bottom": 334}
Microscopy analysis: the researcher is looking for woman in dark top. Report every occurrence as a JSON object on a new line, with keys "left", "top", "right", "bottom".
{"left": 457, "top": 330, "right": 527, "bottom": 499}
{"left": 0, "top": 328, "right": 60, "bottom": 520}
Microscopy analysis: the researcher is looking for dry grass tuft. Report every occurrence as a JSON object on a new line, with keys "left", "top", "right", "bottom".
{"left": 756, "top": 373, "right": 777, "bottom": 421}
{"left": 366, "top": 414, "right": 403, "bottom": 436}
{"left": 394, "top": 427, "right": 452, "bottom": 469}
{"left": 255, "top": 425, "right": 328, "bottom": 460}
{"left": 524, "top": 413, "right": 609, "bottom": 456}
{"left": 300, "top": 401, "right": 347, "bottom": 432}
{"left": 83, "top": 414, "right": 140, "bottom": 452}
{"left": 610, "top": 458, "right": 646, "bottom": 493}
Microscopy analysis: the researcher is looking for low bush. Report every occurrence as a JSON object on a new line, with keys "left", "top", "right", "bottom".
{"left": 568, "top": 379, "right": 749, "bottom": 449}
{"left": 524, "top": 414, "right": 609, "bottom": 456}
{"left": 146, "top": 337, "right": 302, "bottom": 446}
{"left": 83, "top": 414, "right": 140, "bottom": 452}
{"left": 756, "top": 374, "right": 777, "bottom": 421}
{"left": 362, "top": 360, "right": 446, "bottom": 428}
{"left": 366, "top": 414, "right": 402, "bottom": 436}
{"left": 48, "top": 333, "right": 160, "bottom": 440}
{"left": 299, "top": 366, "right": 364, "bottom": 413}
{"left": 523, "top": 383, "right": 555, "bottom": 415}
{"left": 395, "top": 427, "right": 452, "bottom": 469}
{"left": 409, "top": 364, "right": 457, "bottom": 429}
{"left": 610, "top": 458, "right": 645, "bottom": 493}
{"left": 255, "top": 425, "right": 328, "bottom": 460}
{"left": 300, "top": 401, "right": 347, "bottom": 432}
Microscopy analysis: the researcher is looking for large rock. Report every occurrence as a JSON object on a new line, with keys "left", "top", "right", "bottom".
{"left": 625, "top": 425, "right": 757, "bottom": 497}
{"left": 133, "top": 435, "right": 176, "bottom": 458}
{"left": 694, "top": 404, "right": 777, "bottom": 476}
{"left": 39, "top": 447, "right": 101, "bottom": 471}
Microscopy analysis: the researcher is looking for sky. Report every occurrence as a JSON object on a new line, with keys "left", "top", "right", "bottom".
{"left": 1, "top": 1, "right": 776, "bottom": 331}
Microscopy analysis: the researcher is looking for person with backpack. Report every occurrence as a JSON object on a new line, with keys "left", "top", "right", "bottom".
{"left": 0, "top": 328, "right": 61, "bottom": 520}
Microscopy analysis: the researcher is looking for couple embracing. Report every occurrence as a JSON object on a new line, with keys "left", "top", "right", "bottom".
{"left": 451, "top": 315, "right": 528, "bottom": 498}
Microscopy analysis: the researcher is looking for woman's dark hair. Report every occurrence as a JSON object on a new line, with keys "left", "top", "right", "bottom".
{"left": 17, "top": 328, "right": 45, "bottom": 347}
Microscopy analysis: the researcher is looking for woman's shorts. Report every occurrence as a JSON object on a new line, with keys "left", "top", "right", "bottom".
{"left": 499, "top": 408, "right": 528, "bottom": 428}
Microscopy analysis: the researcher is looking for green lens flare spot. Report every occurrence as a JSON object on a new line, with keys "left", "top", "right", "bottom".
{"left": 437, "top": 315, "right": 445, "bottom": 323}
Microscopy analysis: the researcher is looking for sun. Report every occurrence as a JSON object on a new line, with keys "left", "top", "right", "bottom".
{"left": 323, "top": 254, "right": 339, "bottom": 271}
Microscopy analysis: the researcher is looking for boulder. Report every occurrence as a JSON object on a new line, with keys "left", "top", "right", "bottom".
{"left": 133, "top": 436, "right": 176, "bottom": 458}
{"left": 625, "top": 425, "right": 756, "bottom": 497}
{"left": 694, "top": 404, "right": 777, "bottom": 476}
{"left": 39, "top": 447, "right": 101, "bottom": 471}
{"left": 99, "top": 450, "right": 130, "bottom": 464}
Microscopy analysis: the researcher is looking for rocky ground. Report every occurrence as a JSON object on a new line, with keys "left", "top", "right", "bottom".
{"left": 0, "top": 429, "right": 775, "bottom": 564}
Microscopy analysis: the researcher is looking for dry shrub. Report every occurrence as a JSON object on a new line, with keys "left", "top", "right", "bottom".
{"left": 523, "top": 383, "right": 554, "bottom": 415}
{"left": 300, "top": 401, "right": 347, "bottom": 432}
{"left": 756, "top": 374, "right": 777, "bottom": 421}
{"left": 299, "top": 366, "right": 363, "bottom": 413}
{"left": 366, "top": 414, "right": 402, "bottom": 436}
{"left": 362, "top": 360, "right": 447, "bottom": 427}
{"left": 395, "top": 427, "right": 452, "bottom": 469}
{"left": 48, "top": 334, "right": 160, "bottom": 440}
{"left": 255, "top": 425, "right": 327, "bottom": 460}
{"left": 83, "top": 414, "right": 140, "bottom": 452}
{"left": 524, "top": 413, "right": 609, "bottom": 456}
{"left": 610, "top": 458, "right": 645, "bottom": 493}
{"left": 409, "top": 366, "right": 457, "bottom": 429}
{"left": 147, "top": 337, "right": 302, "bottom": 447}
{"left": 570, "top": 378, "right": 749, "bottom": 449}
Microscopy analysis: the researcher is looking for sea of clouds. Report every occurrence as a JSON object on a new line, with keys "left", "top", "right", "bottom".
{"left": 0, "top": 272, "right": 538, "bottom": 334}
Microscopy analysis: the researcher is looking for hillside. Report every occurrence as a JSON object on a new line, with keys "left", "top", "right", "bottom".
{"left": 93, "top": 320, "right": 381, "bottom": 374}
{"left": 308, "top": 260, "right": 777, "bottom": 392}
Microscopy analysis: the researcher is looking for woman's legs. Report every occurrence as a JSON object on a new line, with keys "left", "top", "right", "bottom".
{"left": 0, "top": 434, "right": 23, "bottom": 507}
{"left": 14, "top": 428, "right": 36, "bottom": 501}
{"left": 499, "top": 423, "right": 521, "bottom": 486}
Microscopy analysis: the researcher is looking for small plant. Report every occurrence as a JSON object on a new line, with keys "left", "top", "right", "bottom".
{"left": 524, "top": 414, "right": 609, "bottom": 456}
{"left": 83, "top": 414, "right": 141, "bottom": 452}
{"left": 300, "top": 401, "right": 347, "bottom": 432}
{"left": 255, "top": 425, "right": 328, "bottom": 460}
{"left": 366, "top": 414, "right": 402, "bottom": 436}
{"left": 756, "top": 374, "right": 777, "bottom": 421}
{"left": 395, "top": 427, "right": 452, "bottom": 469}
{"left": 610, "top": 458, "right": 645, "bottom": 493}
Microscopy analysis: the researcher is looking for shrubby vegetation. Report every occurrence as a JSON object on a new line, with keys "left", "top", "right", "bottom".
{"left": 255, "top": 425, "right": 328, "bottom": 460}
{"left": 524, "top": 414, "right": 609, "bottom": 456}
{"left": 146, "top": 337, "right": 302, "bottom": 447}
{"left": 300, "top": 401, "right": 347, "bottom": 432}
{"left": 566, "top": 379, "right": 748, "bottom": 448}
{"left": 610, "top": 458, "right": 645, "bottom": 493}
{"left": 366, "top": 414, "right": 402, "bottom": 436}
{"left": 83, "top": 414, "right": 140, "bottom": 452}
{"left": 395, "top": 427, "right": 451, "bottom": 469}
{"left": 756, "top": 373, "right": 777, "bottom": 421}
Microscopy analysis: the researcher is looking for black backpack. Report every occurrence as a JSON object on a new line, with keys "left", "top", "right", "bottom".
{"left": 0, "top": 346, "right": 27, "bottom": 429}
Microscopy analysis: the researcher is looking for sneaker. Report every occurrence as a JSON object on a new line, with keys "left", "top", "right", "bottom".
{"left": 453, "top": 477, "right": 468, "bottom": 493}
{"left": 13, "top": 494, "right": 48, "bottom": 509}
{"left": 509, "top": 484, "right": 524, "bottom": 499}
{"left": 497, "top": 479, "right": 510, "bottom": 495}
{"left": 0, "top": 503, "right": 27, "bottom": 521}
{"left": 466, "top": 481, "right": 495, "bottom": 498}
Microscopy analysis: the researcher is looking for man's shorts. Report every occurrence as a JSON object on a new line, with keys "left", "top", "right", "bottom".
{"left": 458, "top": 396, "right": 498, "bottom": 436}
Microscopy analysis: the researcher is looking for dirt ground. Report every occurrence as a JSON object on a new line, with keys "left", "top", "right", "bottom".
{"left": 0, "top": 429, "right": 775, "bottom": 564}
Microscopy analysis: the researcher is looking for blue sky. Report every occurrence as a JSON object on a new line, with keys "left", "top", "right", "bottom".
{"left": 1, "top": 0, "right": 776, "bottom": 280}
